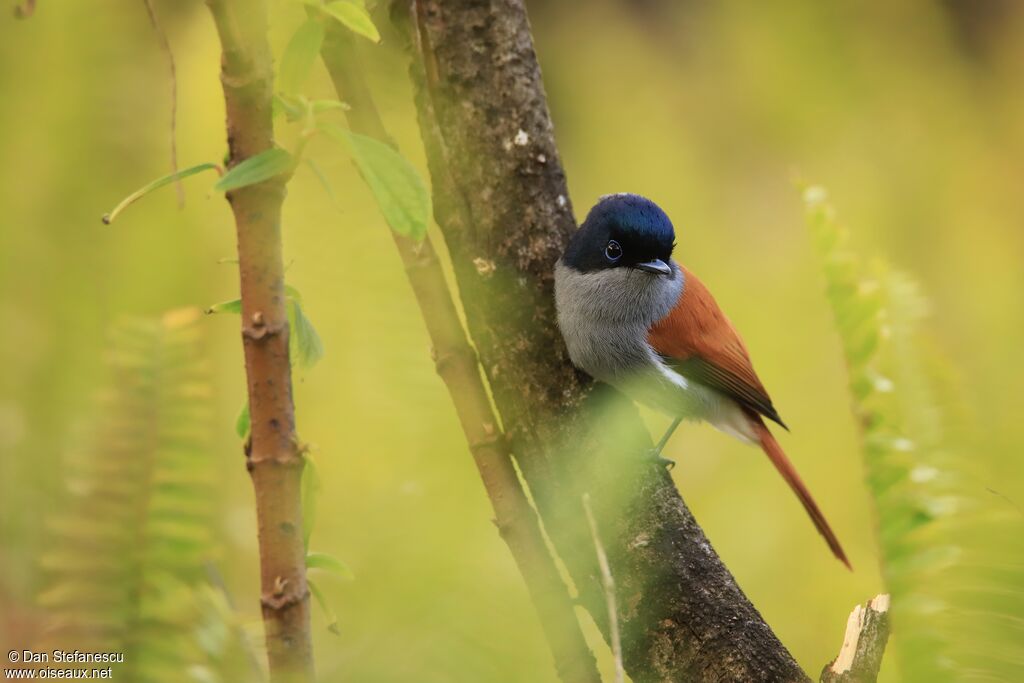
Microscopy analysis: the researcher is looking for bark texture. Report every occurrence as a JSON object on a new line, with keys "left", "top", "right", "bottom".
{"left": 317, "top": 25, "right": 601, "bottom": 683}
{"left": 394, "top": 0, "right": 811, "bottom": 680}
{"left": 207, "top": 1, "right": 312, "bottom": 681}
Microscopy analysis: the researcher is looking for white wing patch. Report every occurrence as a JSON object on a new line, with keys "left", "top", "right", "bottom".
{"left": 654, "top": 358, "right": 758, "bottom": 444}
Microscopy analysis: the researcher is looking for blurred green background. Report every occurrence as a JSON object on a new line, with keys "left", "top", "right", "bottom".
{"left": 2, "top": 0, "right": 1023, "bottom": 681}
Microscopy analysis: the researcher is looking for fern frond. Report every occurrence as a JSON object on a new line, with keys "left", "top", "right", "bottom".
{"left": 804, "top": 186, "right": 1024, "bottom": 682}
{"left": 38, "top": 309, "right": 249, "bottom": 682}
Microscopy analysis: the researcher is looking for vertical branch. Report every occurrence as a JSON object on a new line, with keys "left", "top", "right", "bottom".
{"left": 316, "top": 24, "right": 601, "bottom": 683}
{"left": 206, "top": 1, "right": 313, "bottom": 681}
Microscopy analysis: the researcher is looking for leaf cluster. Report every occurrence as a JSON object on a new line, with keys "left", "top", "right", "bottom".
{"left": 102, "top": 0, "right": 429, "bottom": 242}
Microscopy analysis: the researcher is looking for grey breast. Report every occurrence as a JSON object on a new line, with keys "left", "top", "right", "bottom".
{"left": 553, "top": 260, "right": 684, "bottom": 386}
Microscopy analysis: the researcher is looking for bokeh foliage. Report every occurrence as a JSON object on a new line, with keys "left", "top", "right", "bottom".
{"left": 2, "top": 1, "right": 1023, "bottom": 681}
{"left": 806, "top": 187, "right": 1024, "bottom": 682}
{"left": 37, "top": 310, "right": 252, "bottom": 682}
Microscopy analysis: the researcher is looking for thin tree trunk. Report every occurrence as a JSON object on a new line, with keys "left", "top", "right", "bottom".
{"left": 394, "top": 1, "right": 811, "bottom": 680}
{"left": 206, "top": 1, "right": 313, "bottom": 681}
{"left": 316, "top": 25, "right": 601, "bottom": 683}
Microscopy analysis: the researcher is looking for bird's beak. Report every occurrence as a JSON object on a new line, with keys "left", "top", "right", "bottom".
{"left": 634, "top": 259, "right": 672, "bottom": 276}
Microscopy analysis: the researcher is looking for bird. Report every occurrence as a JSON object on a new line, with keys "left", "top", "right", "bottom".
{"left": 553, "top": 193, "right": 850, "bottom": 569}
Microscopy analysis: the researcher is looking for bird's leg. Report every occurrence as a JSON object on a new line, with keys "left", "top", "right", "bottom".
{"left": 654, "top": 417, "right": 682, "bottom": 454}
{"left": 648, "top": 416, "right": 682, "bottom": 469}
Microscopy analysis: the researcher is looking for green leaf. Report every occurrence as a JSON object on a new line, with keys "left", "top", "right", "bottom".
{"left": 214, "top": 148, "right": 294, "bottom": 193}
{"left": 235, "top": 402, "right": 250, "bottom": 440}
{"left": 205, "top": 298, "right": 241, "bottom": 315}
{"left": 274, "top": 93, "right": 307, "bottom": 122}
{"left": 301, "top": 455, "right": 321, "bottom": 550}
{"left": 308, "top": 578, "right": 340, "bottom": 635}
{"left": 306, "top": 551, "right": 354, "bottom": 580}
{"left": 321, "top": 0, "right": 380, "bottom": 43}
{"left": 321, "top": 124, "right": 430, "bottom": 240}
{"left": 305, "top": 159, "right": 341, "bottom": 211}
{"left": 289, "top": 298, "right": 325, "bottom": 369}
{"left": 278, "top": 19, "right": 326, "bottom": 95}
{"left": 102, "top": 163, "right": 220, "bottom": 224}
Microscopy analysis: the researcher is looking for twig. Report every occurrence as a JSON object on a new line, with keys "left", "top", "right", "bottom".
{"left": 821, "top": 594, "right": 892, "bottom": 683}
{"left": 315, "top": 23, "right": 601, "bottom": 683}
{"left": 581, "top": 494, "right": 623, "bottom": 683}
{"left": 205, "top": 1, "right": 313, "bottom": 681}
{"left": 141, "top": 0, "right": 183, "bottom": 207}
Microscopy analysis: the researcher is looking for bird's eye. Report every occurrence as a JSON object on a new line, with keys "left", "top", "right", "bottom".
{"left": 605, "top": 240, "right": 623, "bottom": 262}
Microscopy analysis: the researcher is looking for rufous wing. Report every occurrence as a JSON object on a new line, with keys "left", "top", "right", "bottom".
{"left": 649, "top": 267, "right": 850, "bottom": 567}
{"left": 648, "top": 266, "right": 786, "bottom": 427}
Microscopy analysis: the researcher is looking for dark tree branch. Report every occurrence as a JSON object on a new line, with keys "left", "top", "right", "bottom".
{"left": 821, "top": 595, "right": 891, "bottom": 683}
{"left": 206, "top": 1, "right": 313, "bottom": 681}
{"left": 393, "top": 0, "right": 812, "bottom": 680}
{"left": 315, "top": 23, "right": 601, "bottom": 683}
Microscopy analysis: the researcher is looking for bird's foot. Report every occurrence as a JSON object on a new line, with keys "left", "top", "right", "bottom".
{"left": 646, "top": 449, "right": 676, "bottom": 470}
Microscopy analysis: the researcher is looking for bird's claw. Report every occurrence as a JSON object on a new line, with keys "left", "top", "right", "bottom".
{"left": 646, "top": 449, "right": 676, "bottom": 470}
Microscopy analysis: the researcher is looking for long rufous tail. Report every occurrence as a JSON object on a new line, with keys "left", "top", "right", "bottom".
{"left": 751, "top": 418, "right": 852, "bottom": 570}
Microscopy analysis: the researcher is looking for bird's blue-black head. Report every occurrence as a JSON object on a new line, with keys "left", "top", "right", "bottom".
{"left": 562, "top": 194, "right": 676, "bottom": 276}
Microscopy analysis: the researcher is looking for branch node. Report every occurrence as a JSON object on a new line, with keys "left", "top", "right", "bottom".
{"left": 219, "top": 69, "right": 270, "bottom": 93}
{"left": 433, "top": 344, "right": 478, "bottom": 375}
{"left": 248, "top": 449, "right": 305, "bottom": 470}
{"left": 473, "top": 257, "right": 497, "bottom": 278}
{"left": 402, "top": 240, "right": 434, "bottom": 270}
{"left": 242, "top": 319, "right": 285, "bottom": 341}
{"left": 261, "top": 580, "right": 308, "bottom": 611}
{"left": 293, "top": 435, "right": 311, "bottom": 457}
{"left": 468, "top": 431, "right": 505, "bottom": 457}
